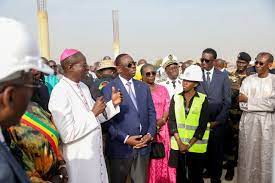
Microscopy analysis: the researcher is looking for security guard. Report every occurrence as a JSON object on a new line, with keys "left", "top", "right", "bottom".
{"left": 94, "top": 59, "right": 117, "bottom": 90}
{"left": 223, "top": 52, "right": 250, "bottom": 181}
{"left": 159, "top": 54, "right": 182, "bottom": 98}
{"left": 168, "top": 65, "right": 209, "bottom": 183}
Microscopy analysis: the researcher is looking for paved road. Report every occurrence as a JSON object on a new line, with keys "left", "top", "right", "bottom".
{"left": 204, "top": 169, "right": 237, "bottom": 183}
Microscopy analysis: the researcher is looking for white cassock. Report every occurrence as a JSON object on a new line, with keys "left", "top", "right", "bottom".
{"left": 238, "top": 74, "right": 275, "bottom": 183}
{"left": 49, "top": 77, "right": 120, "bottom": 183}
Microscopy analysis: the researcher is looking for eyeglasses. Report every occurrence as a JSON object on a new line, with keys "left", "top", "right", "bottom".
{"left": 145, "top": 71, "right": 156, "bottom": 77}
{"left": 255, "top": 61, "right": 264, "bottom": 66}
{"left": 201, "top": 58, "right": 211, "bottom": 63}
{"left": 127, "top": 62, "right": 136, "bottom": 68}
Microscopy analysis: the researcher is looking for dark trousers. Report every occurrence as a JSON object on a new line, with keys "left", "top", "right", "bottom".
{"left": 206, "top": 128, "right": 224, "bottom": 183}
{"left": 224, "top": 120, "right": 239, "bottom": 170}
{"left": 177, "top": 152, "right": 205, "bottom": 183}
{"left": 109, "top": 153, "right": 149, "bottom": 183}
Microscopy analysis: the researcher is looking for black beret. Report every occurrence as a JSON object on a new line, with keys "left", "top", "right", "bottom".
{"left": 237, "top": 52, "right": 251, "bottom": 63}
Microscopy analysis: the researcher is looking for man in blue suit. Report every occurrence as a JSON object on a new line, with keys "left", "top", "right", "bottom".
{"left": 0, "top": 17, "right": 54, "bottom": 183}
{"left": 197, "top": 48, "right": 231, "bottom": 183}
{"left": 103, "top": 53, "right": 156, "bottom": 183}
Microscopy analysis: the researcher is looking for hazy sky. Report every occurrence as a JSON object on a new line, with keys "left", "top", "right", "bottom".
{"left": 0, "top": 0, "right": 274, "bottom": 64}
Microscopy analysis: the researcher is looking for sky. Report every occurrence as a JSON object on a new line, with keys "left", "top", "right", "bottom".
{"left": 0, "top": 0, "right": 274, "bottom": 65}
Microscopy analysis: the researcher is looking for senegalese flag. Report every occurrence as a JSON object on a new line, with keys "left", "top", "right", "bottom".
{"left": 21, "top": 111, "right": 62, "bottom": 159}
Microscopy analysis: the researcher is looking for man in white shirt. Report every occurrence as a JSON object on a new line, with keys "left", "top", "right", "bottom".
{"left": 159, "top": 54, "right": 182, "bottom": 98}
{"left": 49, "top": 49, "right": 122, "bottom": 183}
{"left": 238, "top": 52, "right": 275, "bottom": 183}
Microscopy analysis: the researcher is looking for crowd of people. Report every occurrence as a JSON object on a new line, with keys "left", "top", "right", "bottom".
{"left": 0, "top": 17, "right": 274, "bottom": 183}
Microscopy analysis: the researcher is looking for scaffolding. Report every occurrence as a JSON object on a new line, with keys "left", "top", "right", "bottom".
{"left": 37, "top": 0, "right": 50, "bottom": 59}
{"left": 112, "top": 10, "right": 120, "bottom": 59}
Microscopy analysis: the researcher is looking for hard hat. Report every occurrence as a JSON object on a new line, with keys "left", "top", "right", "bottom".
{"left": 161, "top": 54, "right": 178, "bottom": 69}
{"left": 0, "top": 17, "right": 53, "bottom": 82}
{"left": 179, "top": 65, "right": 203, "bottom": 82}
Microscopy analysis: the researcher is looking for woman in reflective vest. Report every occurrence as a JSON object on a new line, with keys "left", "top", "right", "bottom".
{"left": 168, "top": 65, "right": 209, "bottom": 183}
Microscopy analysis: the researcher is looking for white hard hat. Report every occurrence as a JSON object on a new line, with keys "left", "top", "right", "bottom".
{"left": 0, "top": 17, "right": 53, "bottom": 82}
{"left": 179, "top": 65, "right": 203, "bottom": 82}
{"left": 161, "top": 54, "right": 178, "bottom": 69}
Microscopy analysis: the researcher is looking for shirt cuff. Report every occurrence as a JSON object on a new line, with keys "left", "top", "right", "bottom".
{"left": 124, "top": 135, "right": 130, "bottom": 144}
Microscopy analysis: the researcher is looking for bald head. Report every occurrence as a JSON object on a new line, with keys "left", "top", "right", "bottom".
{"left": 256, "top": 52, "right": 274, "bottom": 63}
{"left": 115, "top": 53, "right": 129, "bottom": 66}
{"left": 214, "top": 59, "right": 227, "bottom": 71}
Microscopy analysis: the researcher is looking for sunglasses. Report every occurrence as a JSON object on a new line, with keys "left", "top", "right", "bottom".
{"left": 201, "top": 58, "right": 211, "bottom": 63}
{"left": 127, "top": 62, "right": 136, "bottom": 68}
{"left": 145, "top": 71, "right": 156, "bottom": 77}
{"left": 255, "top": 61, "right": 264, "bottom": 66}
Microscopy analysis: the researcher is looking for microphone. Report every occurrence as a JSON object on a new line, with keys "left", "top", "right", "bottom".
{"left": 89, "top": 84, "right": 108, "bottom": 120}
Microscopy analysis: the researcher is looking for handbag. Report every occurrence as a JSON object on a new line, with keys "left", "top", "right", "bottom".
{"left": 150, "top": 132, "right": 165, "bottom": 159}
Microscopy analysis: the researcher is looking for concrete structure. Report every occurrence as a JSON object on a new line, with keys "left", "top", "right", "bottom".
{"left": 112, "top": 10, "right": 120, "bottom": 59}
{"left": 37, "top": 0, "right": 50, "bottom": 59}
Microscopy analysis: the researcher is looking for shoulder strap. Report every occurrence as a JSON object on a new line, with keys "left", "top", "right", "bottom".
{"left": 21, "top": 112, "right": 62, "bottom": 160}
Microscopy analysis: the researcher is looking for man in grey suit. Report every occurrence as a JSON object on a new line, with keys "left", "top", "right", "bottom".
{"left": 0, "top": 17, "right": 53, "bottom": 183}
{"left": 197, "top": 48, "right": 231, "bottom": 183}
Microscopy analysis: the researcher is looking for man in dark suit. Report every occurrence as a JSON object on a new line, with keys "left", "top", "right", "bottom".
{"left": 103, "top": 53, "right": 156, "bottom": 183}
{"left": 0, "top": 17, "right": 54, "bottom": 182}
{"left": 197, "top": 48, "right": 231, "bottom": 183}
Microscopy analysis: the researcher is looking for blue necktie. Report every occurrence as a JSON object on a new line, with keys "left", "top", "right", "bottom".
{"left": 126, "top": 81, "right": 138, "bottom": 110}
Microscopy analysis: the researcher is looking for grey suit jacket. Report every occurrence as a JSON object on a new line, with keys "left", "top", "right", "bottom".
{"left": 0, "top": 141, "right": 29, "bottom": 183}
{"left": 197, "top": 68, "right": 231, "bottom": 126}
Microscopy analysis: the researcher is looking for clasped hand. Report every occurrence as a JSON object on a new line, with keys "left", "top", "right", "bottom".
{"left": 126, "top": 134, "right": 153, "bottom": 149}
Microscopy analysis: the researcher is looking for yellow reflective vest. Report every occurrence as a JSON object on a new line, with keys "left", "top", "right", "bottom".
{"left": 170, "top": 92, "right": 210, "bottom": 153}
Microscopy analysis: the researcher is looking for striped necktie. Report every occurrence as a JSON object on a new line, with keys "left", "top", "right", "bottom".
{"left": 126, "top": 81, "right": 138, "bottom": 110}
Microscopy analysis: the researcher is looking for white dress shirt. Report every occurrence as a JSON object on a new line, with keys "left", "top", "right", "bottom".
{"left": 118, "top": 75, "right": 144, "bottom": 143}
{"left": 0, "top": 127, "right": 5, "bottom": 142}
{"left": 119, "top": 75, "right": 136, "bottom": 96}
{"left": 158, "top": 77, "right": 183, "bottom": 99}
{"left": 204, "top": 66, "right": 214, "bottom": 82}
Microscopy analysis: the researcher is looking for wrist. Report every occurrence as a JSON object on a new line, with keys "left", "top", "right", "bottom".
{"left": 186, "top": 142, "right": 191, "bottom": 149}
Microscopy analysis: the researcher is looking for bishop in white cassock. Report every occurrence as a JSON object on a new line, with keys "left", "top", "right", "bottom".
{"left": 238, "top": 52, "right": 275, "bottom": 183}
{"left": 49, "top": 49, "right": 121, "bottom": 183}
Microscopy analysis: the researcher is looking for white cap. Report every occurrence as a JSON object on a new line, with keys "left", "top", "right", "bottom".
{"left": 161, "top": 54, "right": 178, "bottom": 69}
{"left": 0, "top": 17, "right": 53, "bottom": 82}
{"left": 179, "top": 65, "right": 203, "bottom": 82}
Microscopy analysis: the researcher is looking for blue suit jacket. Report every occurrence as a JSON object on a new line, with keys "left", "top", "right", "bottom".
{"left": 0, "top": 141, "right": 29, "bottom": 183}
{"left": 103, "top": 77, "right": 156, "bottom": 159}
{"left": 197, "top": 68, "right": 231, "bottom": 127}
